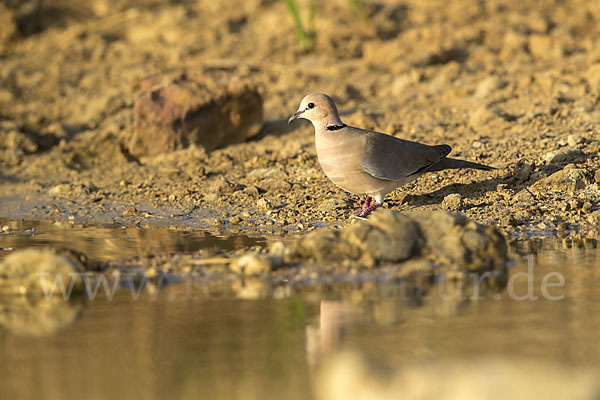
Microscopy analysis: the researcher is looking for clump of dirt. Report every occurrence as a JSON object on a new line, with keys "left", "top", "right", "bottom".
{"left": 1, "top": 0, "right": 600, "bottom": 241}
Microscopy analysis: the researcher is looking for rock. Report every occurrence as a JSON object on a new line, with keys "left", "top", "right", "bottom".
{"left": 242, "top": 185, "right": 260, "bottom": 197}
{"left": 542, "top": 148, "right": 586, "bottom": 165}
{"left": 291, "top": 210, "right": 507, "bottom": 274}
{"left": 512, "top": 160, "right": 535, "bottom": 181}
{"left": 318, "top": 198, "right": 350, "bottom": 212}
{"left": 441, "top": 193, "right": 463, "bottom": 211}
{"left": 341, "top": 212, "right": 423, "bottom": 265}
{"left": 229, "top": 253, "right": 278, "bottom": 275}
{"left": 514, "top": 189, "right": 535, "bottom": 202}
{"left": 569, "top": 199, "right": 582, "bottom": 210}
{"left": 248, "top": 167, "right": 287, "bottom": 180}
{"left": 206, "top": 176, "right": 235, "bottom": 195}
{"left": 0, "top": 248, "right": 85, "bottom": 296}
{"left": 595, "top": 169, "right": 600, "bottom": 183}
{"left": 48, "top": 183, "right": 95, "bottom": 197}
{"left": 256, "top": 197, "right": 272, "bottom": 210}
{"left": 533, "top": 165, "right": 591, "bottom": 192}
{"left": 294, "top": 229, "right": 362, "bottom": 265}
{"left": 473, "top": 76, "right": 507, "bottom": 98}
{"left": 257, "top": 177, "right": 291, "bottom": 192}
{"left": 567, "top": 134, "right": 584, "bottom": 147}
{"left": 130, "top": 70, "right": 263, "bottom": 156}
{"left": 588, "top": 210, "right": 600, "bottom": 226}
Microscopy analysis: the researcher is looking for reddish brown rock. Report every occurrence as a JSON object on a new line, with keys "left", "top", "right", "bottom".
{"left": 130, "top": 70, "right": 263, "bottom": 156}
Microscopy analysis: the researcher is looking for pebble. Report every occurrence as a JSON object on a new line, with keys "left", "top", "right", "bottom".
{"left": 567, "top": 134, "right": 583, "bottom": 147}
{"left": 513, "top": 160, "right": 535, "bottom": 181}
{"left": 256, "top": 197, "right": 272, "bottom": 210}
{"left": 441, "top": 193, "right": 463, "bottom": 211}
{"left": 542, "top": 148, "right": 585, "bottom": 165}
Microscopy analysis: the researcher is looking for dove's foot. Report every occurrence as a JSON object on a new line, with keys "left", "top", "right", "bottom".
{"left": 354, "top": 197, "right": 380, "bottom": 218}
{"left": 354, "top": 196, "right": 372, "bottom": 216}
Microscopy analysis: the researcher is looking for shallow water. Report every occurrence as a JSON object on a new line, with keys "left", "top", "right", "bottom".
{"left": 0, "top": 218, "right": 265, "bottom": 261}
{"left": 1, "top": 222, "right": 600, "bottom": 399}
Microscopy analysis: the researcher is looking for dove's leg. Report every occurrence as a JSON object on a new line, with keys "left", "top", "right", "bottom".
{"left": 355, "top": 197, "right": 381, "bottom": 218}
{"left": 354, "top": 196, "right": 372, "bottom": 216}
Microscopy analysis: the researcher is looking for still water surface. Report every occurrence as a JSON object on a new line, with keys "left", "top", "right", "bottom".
{"left": 1, "top": 221, "right": 600, "bottom": 399}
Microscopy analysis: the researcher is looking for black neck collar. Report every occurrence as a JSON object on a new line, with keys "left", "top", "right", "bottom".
{"left": 326, "top": 124, "right": 345, "bottom": 131}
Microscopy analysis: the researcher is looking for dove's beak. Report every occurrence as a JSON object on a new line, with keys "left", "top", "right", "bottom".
{"left": 288, "top": 110, "right": 304, "bottom": 124}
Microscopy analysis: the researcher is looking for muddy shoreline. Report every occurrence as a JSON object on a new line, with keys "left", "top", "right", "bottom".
{"left": 1, "top": 0, "right": 600, "bottom": 242}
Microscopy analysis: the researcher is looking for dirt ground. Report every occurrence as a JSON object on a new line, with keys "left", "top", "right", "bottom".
{"left": 1, "top": 0, "right": 600, "bottom": 241}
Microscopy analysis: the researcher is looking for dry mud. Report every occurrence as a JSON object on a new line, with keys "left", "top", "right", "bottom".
{"left": 1, "top": 0, "right": 600, "bottom": 242}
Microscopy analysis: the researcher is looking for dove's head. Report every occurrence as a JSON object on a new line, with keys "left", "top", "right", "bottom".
{"left": 288, "top": 93, "right": 343, "bottom": 130}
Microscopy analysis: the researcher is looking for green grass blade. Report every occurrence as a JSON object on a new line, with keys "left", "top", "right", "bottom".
{"left": 284, "top": 0, "right": 306, "bottom": 46}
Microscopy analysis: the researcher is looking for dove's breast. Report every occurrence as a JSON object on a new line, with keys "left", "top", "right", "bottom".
{"left": 315, "top": 129, "right": 406, "bottom": 198}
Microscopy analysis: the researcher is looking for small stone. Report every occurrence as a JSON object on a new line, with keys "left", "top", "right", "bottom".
{"left": 583, "top": 201, "right": 593, "bottom": 213}
{"left": 569, "top": 199, "right": 581, "bottom": 210}
{"left": 441, "top": 194, "right": 463, "bottom": 211}
{"left": 258, "top": 178, "right": 291, "bottom": 192}
{"left": 588, "top": 211, "right": 600, "bottom": 225}
{"left": 473, "top": 76, "right": 507, "bottom": 98}
{"left": 256, "top": 197, "right": 272, "bottom": 210}
{"left": 542, "top": 148, "right": 586, "bottom": 165}
{"left": 594, "top": 169, "right": 600, "bottom": 183}
{"left": 533, "top": 165, "right": 590, "bottom": 192}
{"left": 206, "top": 176, "right": 234, "bottom": 195}
{"left": 567, "top": 134, "right": 583, "bottom": 147}
{"left": 512, "top": 160, "right": 535, "bottom": 181}
{"left": 248, "top": 167, "right": 287, "bottom": 180}
{"left": 48, "top": 184, "right": 67, "bottom": 196}
{"left": 514, "top": 189, "right": 534, "bottom": 202}
{"left": 123, "top": 206, "right": 138, "bottom": 216}
{"left": 242, "top": 185, "right": 260, "bottom": 197}
{"left": 318, "top": 198, "right": 349, "bottom": 212}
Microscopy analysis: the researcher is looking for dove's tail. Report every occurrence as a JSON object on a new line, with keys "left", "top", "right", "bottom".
{"left": 425, "top": 157, "right": 495, "bottom": 173}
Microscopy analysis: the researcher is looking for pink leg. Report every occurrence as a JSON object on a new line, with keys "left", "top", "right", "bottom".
{"left": 354, "top": 196, "right": 372, "bottom": 216}
{"left": 356, "top": 201, "right": 381, "bottom": 218}
{"left": 354, "top": 196, "right": 381, "bottom": 218}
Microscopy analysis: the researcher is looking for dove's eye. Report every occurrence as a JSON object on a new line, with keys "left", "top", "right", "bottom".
{"left": 307, "top": 102, "right": 315, "bottom": 109}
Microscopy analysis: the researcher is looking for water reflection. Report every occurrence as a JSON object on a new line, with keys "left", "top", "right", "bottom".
{"left": 0, "top": 295, "right": 85, "bottom": 336}
{"left": 0, "top": 219, "right": 265, "bottom": 262}
{"left": 1, "top": 238, "right": 600, "bottom": 399}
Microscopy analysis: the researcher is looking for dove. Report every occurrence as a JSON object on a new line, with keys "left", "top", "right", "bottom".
{"left": 288, "top": 93, "right": 495, "bottom": 217}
